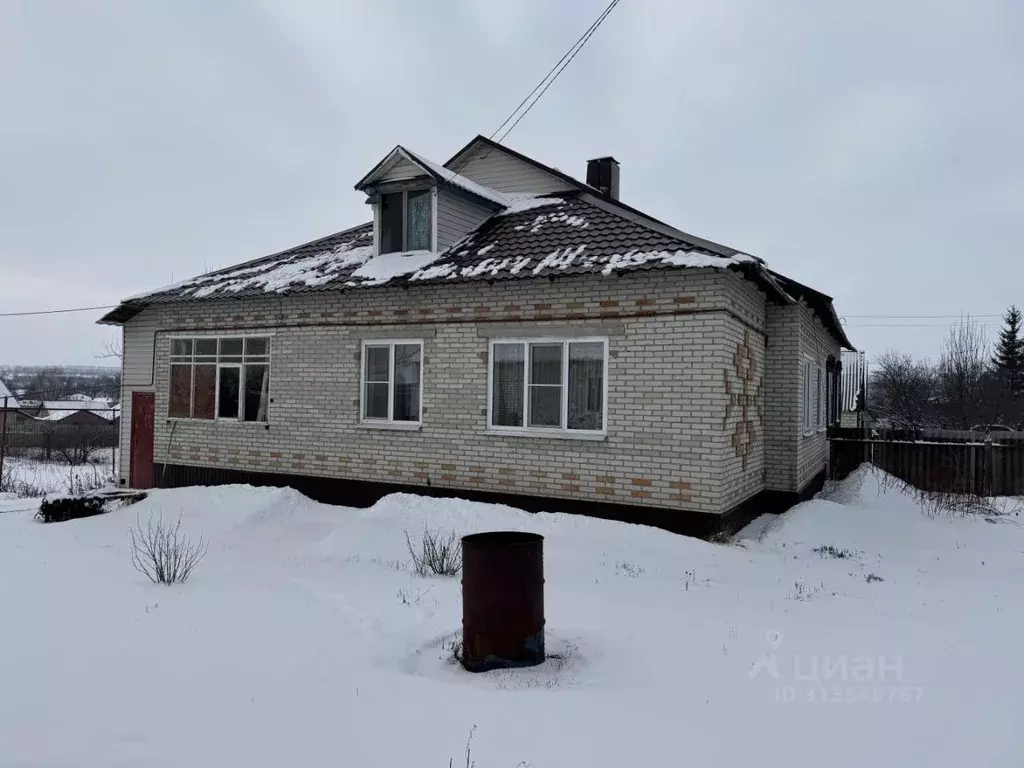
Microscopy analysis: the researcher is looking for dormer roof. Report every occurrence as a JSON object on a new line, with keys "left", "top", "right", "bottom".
{"left": 355, "top": 145, "right": 508, "bottom": 208}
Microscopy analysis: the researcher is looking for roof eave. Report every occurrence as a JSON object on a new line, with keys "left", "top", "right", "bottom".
{"left": 97, "top": 303, "right": 145, "bottom": 325}
{"left": 767, "top": 269, "right": 855, "bottom": 351}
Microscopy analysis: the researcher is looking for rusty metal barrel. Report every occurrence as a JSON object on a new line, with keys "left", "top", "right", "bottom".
{"left": 461, "top": 531, "right": 545, "bottom": 672}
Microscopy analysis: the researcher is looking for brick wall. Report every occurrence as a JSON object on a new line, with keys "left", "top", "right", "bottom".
{"left": 121, "top": 268, "right": 772, "bottom": 516}
{"left": 797, "top": 304, "right": 840, "bottom": 489}
{"left": 763, "top": 304, "right": 799, "bottom": 491}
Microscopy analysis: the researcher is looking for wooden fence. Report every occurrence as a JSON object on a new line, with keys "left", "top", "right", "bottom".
{"left": 829, "top": 427, "right": 1024, "bottom": 497}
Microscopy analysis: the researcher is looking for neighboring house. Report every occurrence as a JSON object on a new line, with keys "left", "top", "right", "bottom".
{"left": 17, "top": 399, "right": 117, "bottom": 425}
{"left": 100, "top": 135, "right": 853, "bottom": 536}
{"left": 839, "top": 350, "right": 868, "bottom": 428}
{"left": 0, "top": 380, "right": 18, "bottom": 410}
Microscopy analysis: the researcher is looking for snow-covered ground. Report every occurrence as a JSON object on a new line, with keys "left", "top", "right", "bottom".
{"left": 1, "top": 465, "right": 1022, "bottom": 766}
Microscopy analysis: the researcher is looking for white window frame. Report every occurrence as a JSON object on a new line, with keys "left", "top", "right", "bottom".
{"left": 168, "top": 334, "right": 271, "bottom": 423}
{"left": 359, "top": 339, "right": 424, "bottom": 428}
{"left": 801, "top": 357, "right": 824, "bottom": 435}
{"left": 486, "top": 337, "right": 609, "bottom": 440}
{"left": 374, "top": 188, "right": 437, "bottom": 255}
{"left": 815, "top": 365, "right": 824, "bottom": 430}
{"left": 801, "top": 358, "right": 812, "bottom": 434}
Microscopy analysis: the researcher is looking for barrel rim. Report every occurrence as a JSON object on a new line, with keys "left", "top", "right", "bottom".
{"left": 461, "top": 531, "right": 543, "bottom": 547}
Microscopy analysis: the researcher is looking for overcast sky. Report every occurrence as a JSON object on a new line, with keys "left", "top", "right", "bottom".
{"left": 1, "top": 0, "right": 1021, "bottom": 367}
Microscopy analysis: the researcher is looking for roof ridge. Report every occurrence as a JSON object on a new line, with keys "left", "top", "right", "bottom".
{"left": 445, "top": 135, "right": 699, "bottom": 236}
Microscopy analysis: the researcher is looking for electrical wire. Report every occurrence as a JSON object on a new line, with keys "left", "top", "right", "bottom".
{"left": 493, "top": 0, "right": 622, "bottom": 145}
{"left": 489, "top": 0, "right": 622, "bottom": 143}
{"left": 0, "top": 305, "right": 115, "bottom": 318}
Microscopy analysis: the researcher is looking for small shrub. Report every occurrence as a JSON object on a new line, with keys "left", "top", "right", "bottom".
{"left": 1, "top": 464, "right": 47, "bottom": 499}
{"left": 129, "top": 515, "right": 208, "bottom": 585}
{"left": 865, "top": 572, "right": 885, "bottom": 583}
{"left": 614, "top": 561, "right": 644, "bottom": 577}
{"left": 406, "top": 528, "right": 462, "bottom": 577}
{"left": 681, "top": 568, "right": 696, "bottom": 590}
{"left": 812, "top": 544, "right": 855, "bottom": 559}
{"left": 67, "top": 466, "right": 112, "bottom": 496}
{"left": 36, "top": 496, "right": 107, "bottom": 523}
{"left": 788, "top": 580, "right": 825, "bottom": 601}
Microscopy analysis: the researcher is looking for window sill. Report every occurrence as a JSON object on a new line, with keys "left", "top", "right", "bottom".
{"left": 802, "top": 428, "right": 825, "bottom": 438}
{"left": 486, "top": 428, "right": 607, "bottom": 442}
{"left": 357, "top": 421, "right": 422, "bottom": 432}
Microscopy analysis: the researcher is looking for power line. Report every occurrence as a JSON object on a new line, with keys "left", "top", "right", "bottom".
{"left": 491, "top": 0, "right": 622, "bottom": 145}
{"left": 846, "top": 323, "right": 1003, "bottom": 329}
{"left": 0, "top": 305, "right": 115, "bottom": 318}
{"left": 843, "top": 313, "right": 1004, "bottom": 320}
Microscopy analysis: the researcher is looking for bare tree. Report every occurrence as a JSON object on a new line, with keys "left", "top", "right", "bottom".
{"left": 97, "top": 333, "right": 123, "bottom": 362}
{"left": 935, "top": 317, "right": 992, "bottom": 429}
{"left": 869, "top": 350, "right": 936, "bottom": 428}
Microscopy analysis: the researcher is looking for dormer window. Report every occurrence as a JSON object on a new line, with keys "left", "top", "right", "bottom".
{"left": 379, "top": 190, "right": 433, "bottom": 254}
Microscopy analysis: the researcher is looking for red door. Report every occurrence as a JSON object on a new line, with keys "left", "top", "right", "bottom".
{"left": 130, "top": 392, "right": 155, "bottom": 489}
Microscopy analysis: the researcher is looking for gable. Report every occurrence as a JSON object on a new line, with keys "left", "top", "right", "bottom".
{"left": 447, "top": 139, "right": 576, "bottom": 196}
{"left": 374, "top": 155, "right": 431, "bottom": 185}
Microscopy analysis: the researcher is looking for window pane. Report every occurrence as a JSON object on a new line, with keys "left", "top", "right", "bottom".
{"left": 219, "top": 338, "right": 243, "bottom": 361}
{"left": 195, "top": 339, "right": 217, "bottom": 357}
{"left": 244, "top": 338, "right": 269, "bottom": 358}
{"left": 171, "top": 339, "right": 192, "bottom": 358}
{"left": 393, "top": 344, "right": 421, "bottom": 421}
{"left": 568, "top": 342, "right": 604, "bottom": 430}
{"left": 528, "top": 386, "right": 562, "bottom": 427}
{"left": 194, "top": 365, "right": 216, "bottom": 420}
{"left": 364, "top": 383, "right": 388, "bottom": 419}
{"left": 169, "top": 365, "right": 192, "bottom": 417}
{"left": 243, "top": 364, "right": 270, "bottom": 423}
{"left": 365, "top": 345, "right": 390, "bottom": 382}
{"left": 530, "top": 343, "right": 562, "bottom": 385}
{"left": 217, "top": 367, "right": 240, "bottom": 419}
{"left": 492, "top": 343, "right": 525, "bottom": 427}
{"left": 379, "top": 192, "right": 403, "bottom": 254}
{"left": 406, "top": 190, "right": 432, "bottom": 251}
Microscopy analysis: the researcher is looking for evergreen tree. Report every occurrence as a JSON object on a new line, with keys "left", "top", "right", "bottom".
{"left": 993, "top": 305, "right": 1024, "bottom": 391}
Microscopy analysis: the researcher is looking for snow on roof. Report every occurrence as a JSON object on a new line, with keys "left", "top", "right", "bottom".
{"left": 347, "top": 250, "right": 442, "bottom": 287}
{"left": 601, "top": 249, "right": 756, "bottom": 275}
{"left": 496, "top": 196, "right": 565, "bottom": 215}
{"left": 189, "top": 242, "right": 375, "bottom": 298}
{"left": 401, "top": 148, "right": 510, "bottom": 207}
{"left": 125, "top": 226, "right": 375, "bottom": 303}
{"left": 513, "top": 208, "right": 590, "bottom": 234}
{"left": 0, "top": 380, "right": 18, "bottom": 408}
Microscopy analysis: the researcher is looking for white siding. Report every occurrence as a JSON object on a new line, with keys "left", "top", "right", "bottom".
{"left": 376, "top": 156, "right": 429, "bottom": 183}
{"left": 118, "top": 309, "right": 160, "bottom": 483}
{"left": 450, "top": 144, "right": 576, "bottom": 195}
{"left": 437, "top": 188, "right": 494, "bottom": 250}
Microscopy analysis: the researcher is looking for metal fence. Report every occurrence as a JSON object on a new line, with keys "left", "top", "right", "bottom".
{"left": 1, "top": 413, "right": 118, "bottom": 462}
{"left": 829, "top": 427, "right": 1024, "bottom": 496}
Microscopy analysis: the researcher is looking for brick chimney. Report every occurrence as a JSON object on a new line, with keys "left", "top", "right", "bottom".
{"left": 586, "top": 156, "right": 620, "bottom": 200}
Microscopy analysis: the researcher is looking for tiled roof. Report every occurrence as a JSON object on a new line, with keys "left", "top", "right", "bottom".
{"left": 100, "top": 193, "right": 784, "bottom": 324}
{"left": 408, "top": 194, "right": 759, "bottom": 285}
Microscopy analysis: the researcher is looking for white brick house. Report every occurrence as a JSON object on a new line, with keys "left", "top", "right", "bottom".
{"left": 100, "top": 136, "right": 853, "bottom": 536}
